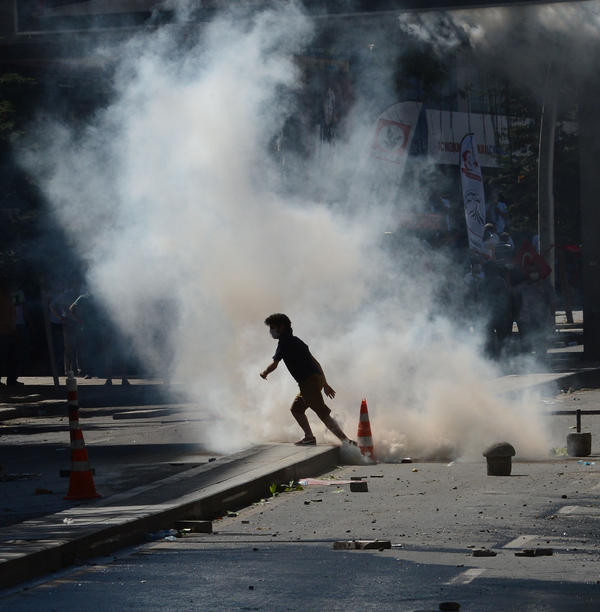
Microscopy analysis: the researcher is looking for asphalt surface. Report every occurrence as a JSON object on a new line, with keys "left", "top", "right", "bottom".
{"left": 1, "top": 318, "right": 600, "bottom": 607}
{"left": 1, "top": 457, "right": 598, "bottom": 610}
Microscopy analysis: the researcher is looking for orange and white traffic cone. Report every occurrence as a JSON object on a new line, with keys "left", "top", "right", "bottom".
{"left": 357, "top": 398, "right": 375, "bottom": 462}
{"left": 64, "top": 371, "right": 100, "bottom": 500}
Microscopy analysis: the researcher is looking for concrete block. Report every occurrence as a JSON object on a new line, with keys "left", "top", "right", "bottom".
{"left": 515, "top": 548, "right": 553, "bottom": 557}
{"left": 567, "top": 432, "right": 592, "bottom": 457}
{"left": 333, "top": 539, "right": 391, "bottom": 550}
{"left": 356, "top": 539, "right": 391, "bottom": 550}
{"left": 472, "top": 548, "right": 497, "bottom": 557}
{"left": 350, "top": 481, "right": 368, "bottom": 492}
{"left": 333, "top": 540, "right": 356, "bottom": 550}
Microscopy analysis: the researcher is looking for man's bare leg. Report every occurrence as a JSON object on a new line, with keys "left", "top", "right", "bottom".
{"left": 321, "top": 414, "right": 349, "bottom": 442}
{"left": 291, "top": 397, "right": 314, "bottom": 439}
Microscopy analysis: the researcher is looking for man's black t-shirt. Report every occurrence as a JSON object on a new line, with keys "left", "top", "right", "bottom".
{"left": 273, "top": 332, "right": 321, "bottom": 384}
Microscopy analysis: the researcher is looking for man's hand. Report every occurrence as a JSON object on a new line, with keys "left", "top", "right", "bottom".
{"left": 323, "top": 383, "right": 335, "bottom": 399}
{"left": 260, "top": 360, "right": 278, "bottom": 380}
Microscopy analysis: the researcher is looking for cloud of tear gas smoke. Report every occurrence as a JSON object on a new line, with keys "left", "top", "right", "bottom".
{"left": 399, "top": 1, "right": 600, "bottom": 98}
{"left": 21, "top": 2, "right": 554, "bottom": 460}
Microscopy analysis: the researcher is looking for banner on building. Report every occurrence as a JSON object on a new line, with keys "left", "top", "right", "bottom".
{"left": 426, "top": 110, "right": 509, "bottom": 168}
{"left": 351, "top": 101, "right": 422, "bottom": 207}
{"left": 371, "top": 102, "right": 422, "bottom": 170}
{"left": 460, "top": 133, "right": 486, "bottom": 254}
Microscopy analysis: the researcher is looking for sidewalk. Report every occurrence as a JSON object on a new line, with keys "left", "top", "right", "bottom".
{"left": 0, "top": 443, "right": 338, "bottom": 589}
{"left": 0, "top": 376, "right": 178, "bottom": 421}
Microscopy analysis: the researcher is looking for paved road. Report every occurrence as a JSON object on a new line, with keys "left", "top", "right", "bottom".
{"left": 2, "top": 363, "right": 600, "bottom": 609}
{"left": 2, "top": 452, "right": 599, "bottom": 610}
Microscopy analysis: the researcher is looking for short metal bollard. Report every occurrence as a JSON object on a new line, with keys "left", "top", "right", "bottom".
{"left": 549, "top": 409, "right": 597, "bottom": 457}
{"left": 567, "top": 432, "right": 592, "bottom": 457}
{"left": 483, "top": 442, "right": 516, "bottom": 476}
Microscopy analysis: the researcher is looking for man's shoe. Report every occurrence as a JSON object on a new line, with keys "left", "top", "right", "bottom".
{"left": 294, "top": 437, "right": 316, "bottom": 446}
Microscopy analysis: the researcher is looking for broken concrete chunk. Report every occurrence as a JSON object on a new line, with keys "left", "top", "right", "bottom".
{"left": 333, "top": 540, "right": 356, "bottom": 550}
{"left": 333, "top": 540, "right": 391, "bottom": 550}
{"left": 356, "top": 539, "right": 391, "bottom": 550}
{"left": 350, "top": 481, "right": 368, "bottom": 492}
{"left": 515, "top": 548, "right": 553, "bottom": 557}
{"left": 472, "top": 548, "right": 497, "bottom": 557}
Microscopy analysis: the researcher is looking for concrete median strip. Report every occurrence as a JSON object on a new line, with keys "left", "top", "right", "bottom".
{"left": 0, "top": 443, "right": 339, "bottom": 590}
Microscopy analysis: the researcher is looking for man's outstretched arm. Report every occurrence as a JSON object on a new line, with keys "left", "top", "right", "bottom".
{"left": 311, "top": 356, "right": 335, "bottom": 399}
{"left": 260, "top": 360, "right": 279, "bottom": 379}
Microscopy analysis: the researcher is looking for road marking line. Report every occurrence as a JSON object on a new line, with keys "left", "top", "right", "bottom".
{"left": 445, "top": 568, "right": 485, "bottom": 585}
{"left": 503, "top": 535, "right": 537, "bottom": 549}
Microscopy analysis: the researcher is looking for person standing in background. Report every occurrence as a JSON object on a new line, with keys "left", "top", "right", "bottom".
{"left": 11, "top": 289, "right": 29, "bottom": 384}
{"left": 0, "top": 279, "right": 19, "bottom": 387}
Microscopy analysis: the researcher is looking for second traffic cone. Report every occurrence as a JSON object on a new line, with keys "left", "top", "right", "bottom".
{"left": 357, "top": 398, "right": 375, "bottom": 461}
{"left": 64, "top": 372, "right": 100, "bottom": 500}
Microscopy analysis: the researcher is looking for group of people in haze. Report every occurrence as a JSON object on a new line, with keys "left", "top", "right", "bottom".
{"left": 464, "top": 197, "right": 555, "bottom": 359}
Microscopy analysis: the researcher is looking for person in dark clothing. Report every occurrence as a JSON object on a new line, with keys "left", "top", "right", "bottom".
{"left": 481, "top": 262, "right": 513, "bottom": 359}
{"left": 260, "top": 313, "right": 356, "bottom": 446}
{"left": 0, "top": 279, "right": 19, "bottom": 387}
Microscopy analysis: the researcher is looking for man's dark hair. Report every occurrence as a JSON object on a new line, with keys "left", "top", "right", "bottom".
{"left": 264, "top": 313, "right": 292, "bottom": 330}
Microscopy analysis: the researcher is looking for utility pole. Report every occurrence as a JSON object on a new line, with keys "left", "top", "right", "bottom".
{"left": 537, "top": 66, "right": 557, "bottom": 289}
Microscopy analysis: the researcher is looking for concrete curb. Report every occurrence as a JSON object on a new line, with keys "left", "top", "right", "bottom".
{"left": 0, "top": 445, "right": 339, "bottom": 590}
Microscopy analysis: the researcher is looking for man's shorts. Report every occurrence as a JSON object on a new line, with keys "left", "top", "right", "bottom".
{"left": 291, "top": 373, "right": 331, "bottom": 419}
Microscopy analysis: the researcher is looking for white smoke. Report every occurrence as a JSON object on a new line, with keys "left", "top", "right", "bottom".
{"left": 21, "top": 2, "right": 559, "bottom": 460}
